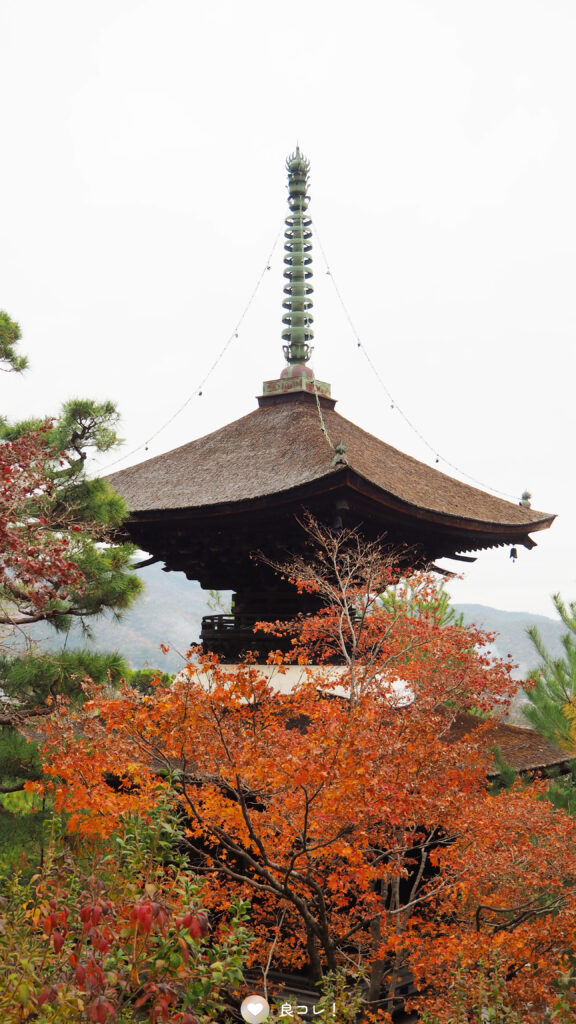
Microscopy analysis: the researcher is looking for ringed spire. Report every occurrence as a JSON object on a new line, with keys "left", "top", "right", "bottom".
{"left": 262, "top": 146, "right": 331, "bottom": 400}
{"left": 282, "top": 146, "right": 314, "bottom": 364}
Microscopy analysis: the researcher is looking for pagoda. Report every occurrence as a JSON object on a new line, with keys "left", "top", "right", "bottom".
{"left": 107, "top": 148, "right": 555, "bottom": 661}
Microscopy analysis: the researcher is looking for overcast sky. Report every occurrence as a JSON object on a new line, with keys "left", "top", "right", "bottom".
{"left": 2, "top": 1, "right": 575, "bottom": 619}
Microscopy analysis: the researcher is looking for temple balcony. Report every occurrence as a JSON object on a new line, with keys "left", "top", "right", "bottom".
{"left": 200, "top": 613, "right": 294, "bottom": 663}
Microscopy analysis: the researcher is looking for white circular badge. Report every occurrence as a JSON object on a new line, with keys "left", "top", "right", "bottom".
{"left": 240, "top": 994, "right": 270, "bottom": 1023}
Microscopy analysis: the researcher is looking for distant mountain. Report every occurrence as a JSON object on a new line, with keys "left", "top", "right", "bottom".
{"left": 24, "top": 567, "right": 567, "bottom": 724}
{"left": 454, "top": 604, "right": 565, "bottom": 726}
{"left": 454, "top": 604, "right": 565, "bottom": 678}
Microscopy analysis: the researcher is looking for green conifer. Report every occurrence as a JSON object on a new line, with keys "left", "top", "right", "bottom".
{"left": 522, "top": 594, "right": 576, "bottom": 748}
{"left": 0, "top": 315, "right": 142, "bottom": 827}
{"left": 0, "top": 311, "right": 27, "bottom": 373}
{"left": 522, "top": 594, "right": 576, "bottom": 814}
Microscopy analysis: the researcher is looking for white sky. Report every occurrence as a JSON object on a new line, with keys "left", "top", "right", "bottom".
{"left": 1, "top": 0, "right": 574, "bottom": 618}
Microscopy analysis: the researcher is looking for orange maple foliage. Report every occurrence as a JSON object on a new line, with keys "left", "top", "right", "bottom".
{"left": 35, "top": 531, "right": 576, "bottom": 1021}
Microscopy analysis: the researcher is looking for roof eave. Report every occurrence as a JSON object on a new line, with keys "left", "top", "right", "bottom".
{"left": 119, "top": 464, "right": 555, "bottom": 554}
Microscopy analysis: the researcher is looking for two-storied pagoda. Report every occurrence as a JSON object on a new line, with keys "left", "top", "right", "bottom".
{"left": 107, "top": 148, "right": 554, "bottom": 661}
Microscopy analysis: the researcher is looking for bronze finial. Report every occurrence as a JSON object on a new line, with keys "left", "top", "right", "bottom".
{"left": 282, "top": 146, "right": 313, "bottom": 365}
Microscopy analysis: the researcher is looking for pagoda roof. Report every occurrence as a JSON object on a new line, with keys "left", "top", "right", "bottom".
{"left": 106, "top": 391, "right": 553, "bottom": 553}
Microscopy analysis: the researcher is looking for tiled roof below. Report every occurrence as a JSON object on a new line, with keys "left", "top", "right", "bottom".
{"left": 448, "top": 712, "right": 569, "bottom": 775}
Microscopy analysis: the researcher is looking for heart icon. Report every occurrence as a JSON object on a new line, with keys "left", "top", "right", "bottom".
{"left": 240, "top": 994, "right": 270, "bottom": 1023}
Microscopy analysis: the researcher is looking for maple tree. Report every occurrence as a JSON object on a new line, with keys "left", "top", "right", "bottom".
{"left": 33, "top": 525, "right": 576, "bottom": 1021}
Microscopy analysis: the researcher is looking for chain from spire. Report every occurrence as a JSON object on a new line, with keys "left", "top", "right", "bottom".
{"left": 282, "top": 146, "right": 314, "bottom": 364}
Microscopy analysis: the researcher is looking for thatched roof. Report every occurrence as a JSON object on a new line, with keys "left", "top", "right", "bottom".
{"left": 107, "top": 393, "right": 553, "bottom": 548}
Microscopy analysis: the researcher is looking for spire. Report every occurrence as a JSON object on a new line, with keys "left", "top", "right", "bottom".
{"left": 282, "top": 146, "right": 313, "bottom": 364}
{"left": 260, "top": 147, "right": 331, "bottom": 402}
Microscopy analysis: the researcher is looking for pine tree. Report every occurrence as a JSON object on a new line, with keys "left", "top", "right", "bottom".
{"left": 521, "top": 594, "right": 576, "bottom": 815}
{"left": 0, "top": 315, "right": 142, "bottom": 821}
{"left": 0, "top": 649, "right": 130, "bottom": 710}
{"left": 0, "top": 400, "right": 142, "bottom": 633}
{"left": 0, "top": 310, "right": 27, "bottom": 373}
{"left": 522, "top": 593, "right": 576, "bottom": 749}
{"left": 0, "top": 649, "right": 132, "bottom": 860}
